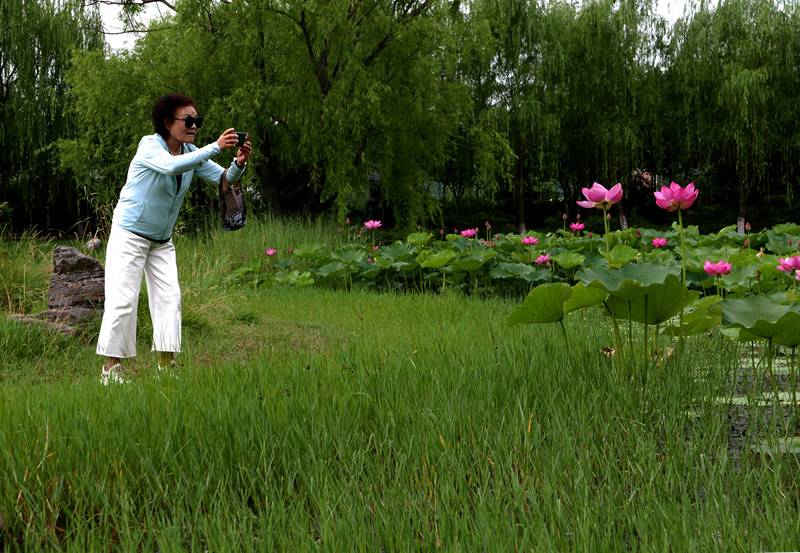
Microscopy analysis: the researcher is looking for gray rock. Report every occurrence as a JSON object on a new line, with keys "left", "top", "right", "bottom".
{"left": 48, "top": 246, "right": 104, "bottom": 309}
{"left": 6, "top": 246, "right": 104, "bottom": 337}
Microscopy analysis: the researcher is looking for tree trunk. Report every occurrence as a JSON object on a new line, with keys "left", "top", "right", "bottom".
{"left": 515, "top": 159, "right": 526, "bottom": 234}
{"left": 616, "top": 199, "right": 629, "bottom": 231}
{"left": 737, "top": 179, "right": 753, "bottom": 233}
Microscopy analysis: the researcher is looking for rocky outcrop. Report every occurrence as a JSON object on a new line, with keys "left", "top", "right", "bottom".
{"left": 7, "top": 246, "right": 104, "bottom": 336}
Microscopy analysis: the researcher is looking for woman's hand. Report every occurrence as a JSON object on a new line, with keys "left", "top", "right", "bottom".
{"left": 235, "top": 139, "right": 253, "bottom": 168}
{"left": 216, "top": 128, "right": 239, "bottom": 150}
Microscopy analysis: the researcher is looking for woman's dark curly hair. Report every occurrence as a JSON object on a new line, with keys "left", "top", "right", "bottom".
{"left": 152, "top": 94, "right": 196, "bottom": 140}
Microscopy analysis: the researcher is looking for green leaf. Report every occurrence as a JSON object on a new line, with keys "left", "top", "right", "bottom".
{"left": 293, "top": 242, "right": 327, "bottom": 258}
{"left": 605, "top": 274, "right": 698, "bottom": 325}
{"left": 314, "top": 261, "right": 346, "bottom": 277}
{"left": 405, "top": 232, "right": 433, "bottom": 246}
{"left": 552, "top": 251, "right": 585, "bottom": 269}
{"left": 563, "top": 282, "right": 607, "bottom": 314}
{"left": 418, "top": 249, "right": 456, "bottom": 269}
{"left": 577, "top": 262, "right": 681, "bottom": 302}
{"left": 331, "top": 248, "right": 366, "bottom": 265}
{"left": 451, "top": 251, "right": 495, "bottom": 272}
{"left": 664, "top": 295, "right": 723, "bottom": 336}
{"left": 608, "top": 244, "right": 639, "bottom": 267}
{"left": 380, "top": 242, "right": 416, "bottom": 262}
{"left": 717, "top": 295, "right": 800, "bottom": 347}
{"left": 289, "top": 270, "right": 314, "bottom": 287}
{"left": 507, "top": 283, "right": 572, "bottom": 325}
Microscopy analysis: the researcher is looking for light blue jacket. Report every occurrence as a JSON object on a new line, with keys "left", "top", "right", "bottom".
{"left": 113, "top": 134, "right": 245, "bottom": 241}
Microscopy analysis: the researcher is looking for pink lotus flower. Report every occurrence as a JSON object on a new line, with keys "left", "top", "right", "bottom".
{"left": 289, "top": 247, "right": 294, "bottom": 253}
{"left": 777, "top": 256, "right": 800, "bottom": 272}
{"left": 461, "top": 228, "right": 478, "bottom": 238}
{"left": 654, "top": 182, "right": 698, "bottom": 212}
{"left": 576, "top": 182, "right": 623, "bottom": 210}
{"left": 364, "top": 220, "right": 382, "bottom": 230}
{"left": 485, "top": 221, "right": 491, "bottom": 229}
{"left": 651, "top": 238, "right": 668, "bottom": 248}
{"left": 345, "top": 218, "right": 350, "bottom": 224}
{"left": 338, "top": 227, "right": 342, "bottom": 232}
{"left": 745, "top": 222, "right": 751, "bottom": 232}
{"left": 265, "top": 248, "right": 277, "bottom": 257}
{"left": 703, "top": 260, "right": 732, "bottom": 276}
{"left": 522, "top": 236, "right": 538, "bottom": 245}
{"left": 562, "top": 213, "right": 568, "bottom": 220}
{"left": 570, "top": 222, "right": 585, "bottom": 232}
{"left": 796, "top": 269, "right": 800, "bottom": 282}
{"left": 535, "top": 254, "right": 550, "bottom": 265}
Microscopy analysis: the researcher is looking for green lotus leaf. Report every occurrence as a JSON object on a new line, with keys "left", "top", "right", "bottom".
{"left": 272, "top": 269, "right": 292, "bottom": 284}
{"left": 720, "top": 264, "right": 758, "bottom": 292}
{"left": 552, "top": 251, "right": 585, "bottom": 270}
{"left": 765, "top": 229, "right": 800, "bottom": 256}
{"left": 314, "top": 260, "right": 346, "bottom": 277}
{"left": 663, "top": 295, "right": 723, "bottom": 336}
{"left": 522, "top": 269, "right": 554, "bottom": 284}
{"left": 605, "top": 274, "right": 698, "bottom": 324}
{"left": 576, "top": 262, "right": 680, "bottom": 302}
{"left": 274, "top": 258, "right": 292, "bottom": 270}
{"left": 354, "top": 261, "right": 382, "bottom": 278}
{"left": 393, "top": 258, "right": 419, "bottom": 272}
{"left": 563, "top": 282, "right": 607, "bottom": 314}
{"left": 492, "top": 262, "right": 531, "bottom": 279}
{"left": 405, "top": 232, "right": 433, "bottom": 246}
{"left": 289, "top": 270, "right": 314, "bottom": 286}
{"left": 418, "top": 249, "right": 456, "bottom": 269}
{"left": 507, "top": 283, "right": 572, "bottom": 325}
{"left": 331, "top": 248, "right": 367, "bottom": 265}
{"left": 292, "top": 242, "right": 327, "bottom": 258}
{"left": 380, "top": 242, "right": 417, "bottom": 262}
{"left": 451, "top": 251, "right": 496, "bottom": 272}
{"left": 717, "top": 295, "right": 800, "bottom": 347}
{"left": 608, "top": 244, "right": 639, "bottom": 267}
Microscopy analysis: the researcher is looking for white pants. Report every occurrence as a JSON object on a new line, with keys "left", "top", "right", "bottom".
{"left": 96, "top": 226, "right": 182, "bottom": 358}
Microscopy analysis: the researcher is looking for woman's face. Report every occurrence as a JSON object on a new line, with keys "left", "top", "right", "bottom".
{"left": 165, "top": 104, "right": 198, "bottom": 144}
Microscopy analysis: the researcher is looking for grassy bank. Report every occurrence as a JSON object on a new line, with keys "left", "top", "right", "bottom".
{"left": 1, "top": 219, "right": 798, "bottom": 551}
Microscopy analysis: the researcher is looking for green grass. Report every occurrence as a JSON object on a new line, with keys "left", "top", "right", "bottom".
{"left": 1, "top": 218, "right": 800, "bottom": 551}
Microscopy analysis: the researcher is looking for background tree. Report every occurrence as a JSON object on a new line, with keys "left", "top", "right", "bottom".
{"left": 1, "top": 0, "right": 102, "bottom": 235}
{"left": 666, "top": 0, "right": 800, "bottom": 231}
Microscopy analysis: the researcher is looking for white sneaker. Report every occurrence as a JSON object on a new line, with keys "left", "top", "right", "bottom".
{"left": 157, "top": 360, "right": 178, "bottom": 379}
{"left": 100, "top": 363, "right": 126, "bottom": 385}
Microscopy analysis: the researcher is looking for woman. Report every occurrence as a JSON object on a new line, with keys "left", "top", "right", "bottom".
{"left": 96, "top": 93, "right": 252, "bottom": 384}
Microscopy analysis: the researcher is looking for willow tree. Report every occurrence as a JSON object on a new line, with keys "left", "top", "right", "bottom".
{"left": 1, "top": 0, "right": 102, "bottom": 233}
{"left": 64, "top": 0, "right": 469, "bottom": 228}
{"left": 556, "top": 0, "right": 657, "bottom": 230}
{"left": 468, "top": 0, "right": 558, "bottom": 233}
{"left": 667, "top": 0, "right": 800, "bottom": 231}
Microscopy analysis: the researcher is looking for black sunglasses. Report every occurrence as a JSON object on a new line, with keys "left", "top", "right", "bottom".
{"left": 168, "top": 115, "right": 204, "bottom": 128}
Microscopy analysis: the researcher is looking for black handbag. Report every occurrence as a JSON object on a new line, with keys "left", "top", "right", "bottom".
{"left": 220, "top": 173, "right": 246, "bottom": 231}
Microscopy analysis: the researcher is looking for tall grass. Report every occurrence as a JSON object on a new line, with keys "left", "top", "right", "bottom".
{"left": 1, "top": 218, "right": 799, "bottom": 551}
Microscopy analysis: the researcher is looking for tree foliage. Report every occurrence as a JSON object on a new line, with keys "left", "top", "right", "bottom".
{"left": 0, "top": 0, "right": 102, "bottom": 233}
{"left": 5, "top": 0, "right": 800, "bottom": 234}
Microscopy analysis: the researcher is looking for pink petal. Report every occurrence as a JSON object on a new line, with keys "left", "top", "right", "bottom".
{"left": 655, "top": 198, "right": 677, "bottom": 211}
{"left": 606, "top": 183, "right": 623, "bottom": 204}
{"left": 585, "top": 184, "right": 609, "bottom": 203}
